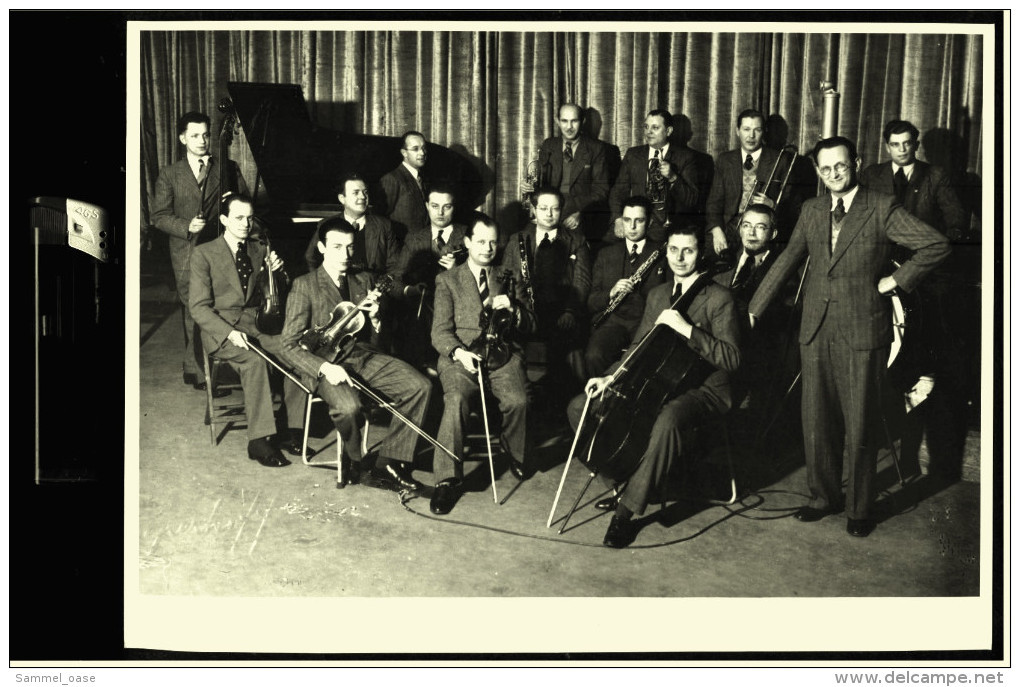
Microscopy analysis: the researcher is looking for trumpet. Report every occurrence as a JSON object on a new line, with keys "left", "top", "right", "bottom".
{"left": 738, "top": 144, "right": 798, "bottom": 216}
{"left": 591, "top": 247, "right": 663, "bottom": 331}
{"left": 522, "top": 159, "right": 541, "bottom": 208}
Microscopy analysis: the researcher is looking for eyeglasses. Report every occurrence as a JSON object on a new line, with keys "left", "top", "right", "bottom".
{"left": 818, "top": 162, "right": 850, "bottom": 178}
{"left": 739, "top": 222, "right": 771, "bottom": 233}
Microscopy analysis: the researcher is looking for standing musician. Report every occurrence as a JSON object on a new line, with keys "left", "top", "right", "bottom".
{"left": 152, "top": 111, "right": 248, "bottom": 394}
{"left": 394, "top": 182, "right": 469, "bottom": 370}
{"left": 376, "top": 130, "right": 431, "bottom": 242}
{"left": 281, "top": 219, "right": 433, "bottom": 491}
{"left": 748, "top": 136, "right": 951, "bottom": 538}
{"left": 501, "top": 186, "right": 592, "bottom": 400}
{"left": 189, "top": 193, "right": 305, "bottom": 468}
{"left": 430, "top": 213, "right": 535, "bottom": 515}
{"left": 608, "top": 109, "right": 700, "bottom": 243}
{"left": 520, "top": 103, "right": 611, "bottom": 243}
{"left": 567, "top": 224, "right": 741, "bottom": 548}
{"left": 704, "top": 109, "right": 781, "bottom": 262}
{"left": 584, "top": 195, "right": 667, "bottom": 378}
{"left": 303, "top": 174, "right": 402, "bottom": 280}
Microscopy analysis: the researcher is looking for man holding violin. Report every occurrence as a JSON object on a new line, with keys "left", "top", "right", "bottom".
{"left": 568, "top": 224, "right": 742, "bottom": 548}
{"left": 430, "top": 213, "right": 535, "bottom": 515}
{"left": 281, "top": 217, "right": 433, "bottom": 490}
{"left": 189, "top": 193, "right": 304, "bottom": 468}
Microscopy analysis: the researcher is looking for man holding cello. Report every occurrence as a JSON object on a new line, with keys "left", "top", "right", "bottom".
{"left": 567, "top": 224, "right": 742, "bottom": 548}
{"left": 280, "top": 216, "right": 433, "bottom": 490}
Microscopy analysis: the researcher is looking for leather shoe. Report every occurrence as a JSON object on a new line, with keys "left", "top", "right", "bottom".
{"left": 279, "top": 431, "right": 314, "bottom": 458}
{"left": 430, "top": 479, "right": 462, "bottom": 515}
{"left": 794, "top": 505, "right": 840, "bottom": 522}
{"left": 185, "top": 373, "right": 230, "bottom": 398}
{"left": 372, "top": 461, "right": 423, "bottom": 491}
{"left": 603, "top": 514, "right": 638, "bottom": 549}
{"left": 247, "top": 438, "right": 291, "bottom": 468}
{"left": 507, "top": 457, "right": 527, "bottom": 481}
{"left": 594, "top": 494, "right": 619, "bottom": 512}
{"left": 846, "top": 518, "right": 876, "bottom": 538}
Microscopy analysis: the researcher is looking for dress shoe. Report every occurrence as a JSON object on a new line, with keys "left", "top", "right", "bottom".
{"left": 185, "top": 373, "right": 230, "bottom": 398}
{"left": 794, "top": 505, "right": 840, "bottom": 522}
{"left": 846, "top": 518, "right": 876, "bottom": 538}
{"left": 371, "top": 461, "right": 423, "bottom": 491}
{"left": 594, "top": 494, "right": 619, "bottom": 512}
{"left": 603, "top": 514, "right": 638, "bottom": 549}
{"left": 507, "top": 456, "right": 527, "bottom": 481}
{"left": 430, "top": 479, "right": 462, "bottom": 515}
{"left": 279, "top": 430, "right": 314, "bottom": 458}
{"left": 247, "top": 438, "right": 291, "bottom": 468}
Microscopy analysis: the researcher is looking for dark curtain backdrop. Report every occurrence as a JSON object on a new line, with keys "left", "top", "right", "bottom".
{"left": 141, "top": 29, "right": 983, "bottom": 225}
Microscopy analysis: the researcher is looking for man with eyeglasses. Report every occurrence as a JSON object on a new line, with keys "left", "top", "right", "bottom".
{"left": 748, "top": 136, "right": 950, "bottom": 539}
{"left": 377, "top": 130, "right": 431, "bottom": 242}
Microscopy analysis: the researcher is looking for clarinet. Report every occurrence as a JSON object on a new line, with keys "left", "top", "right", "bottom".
{"left": 590, "top": 247, "right": 663, "bottom": 331}
{"left": 517, "top": 233, "right": 536, "bottom": 310}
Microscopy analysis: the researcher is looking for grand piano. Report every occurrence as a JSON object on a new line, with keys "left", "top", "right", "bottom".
{"left": 227, "top": 81, "right": 484, "bottom": 274}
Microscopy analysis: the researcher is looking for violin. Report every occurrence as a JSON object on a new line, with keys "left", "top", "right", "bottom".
{"left": 467, "top": 270, "right": 518, "bottom": 371}
{"left": 298, "top": 274, "right": 394, "bottom": 363}
{"left": 254, "top": 228, "right": 288, "bottom": 335}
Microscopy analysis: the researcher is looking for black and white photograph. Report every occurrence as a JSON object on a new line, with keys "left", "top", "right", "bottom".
{"left": 13, "top": 9, "right": 1006, "bottom": 674}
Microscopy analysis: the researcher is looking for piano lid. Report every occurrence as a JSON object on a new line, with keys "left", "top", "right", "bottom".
{"left": 227, "top": 81, "right": 483, "bottom": 213}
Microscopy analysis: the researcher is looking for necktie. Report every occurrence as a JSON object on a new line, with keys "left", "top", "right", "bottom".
{"left": 352, "top": 220, "right": 361, "bottom": 232}
{"left": 893, "top": 167, "right": 908, "bottom": 204}
{"left": 629, "top": 242, "right": 639, "bottom": 264}
{"left": 235, "top": 241, "right": 253, "bottom": 292}
{"left": 648, "top": 148, "right": 661, "bottom": 173}
{"left": 436, "top": 231, "right": 446, "bottom": 252}
{"left": 540, "top": 231, "right": 552, "bottom": 249}
{"left": 832, "top": 197, "right": 846, "bottom": 223}
{"left": 671, "top": 282, "right": 682, "bottom": 303}
{"left": 196, "top": 158, "right": 208, "bottom": 183}
{"left": 564, "top": 144, "right": 573, "bottom": 163}
{"left": 337, "top": 274, "right": 350, "bottom": 302}
{"left": 732, "top": 255, "right": 755, "bottom": 290}
{"left": 744, "top": 154, "right": 754, "bottom": 171}
{"left": 478, "top": 268, "right": 490, "bottom": 308}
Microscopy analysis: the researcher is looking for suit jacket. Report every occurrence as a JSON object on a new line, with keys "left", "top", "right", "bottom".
{"left": 714, "top": 249, "right": 779, "bottom": 307}
{"left": 189, "top": 236, "right": 271, "bottom": 352}
{"left": 608, "top": 144, "right": 701, "bottom": 225}
{"left": 748, "top": 187, "right": 951, "bottom": 350}
{"left": 536, "top": 135, "right": 610, "bottom": 218}
{"left": 608, "top": 278, "right": 742, "bottom": 415}
{"left": 859, "top": 160, "right": 968, "bottom": 240}
{"left": 431, "top": 261, "right": 536, "bottom": 373}
{"left": 152, "top": 156, "right": 248, "bottom": 265}
{"left": 280, "top": 266, "right": 383, "bottom": 388}
{"left": 377, "top": 164, "right": 429, "bottom": 240}
{"left": 501, "top": 224, "right": 592, "bottom": 317}
{"left": 704, "top": 147, "right": 781, "bottom": 236}
{"left": 396, "top": 223, "right": 468, "bottom": 293}
{"left": 587, "top": 240, "right": 668, "bottom": 328}
{"left": 303, "top": 213, "right": 401, "bottom": 279}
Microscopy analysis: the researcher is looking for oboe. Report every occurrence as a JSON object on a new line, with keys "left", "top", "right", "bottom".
{"left": 590, "top": 247, "right": 663, "bottom": 331}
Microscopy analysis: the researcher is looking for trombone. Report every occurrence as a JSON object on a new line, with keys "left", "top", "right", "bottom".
{"left": 739, "top": 144, "right": 798, "bottom": 215}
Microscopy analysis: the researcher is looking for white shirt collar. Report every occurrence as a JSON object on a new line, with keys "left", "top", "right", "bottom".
{"left": 402, "top": 161, "right": 421, "bottom": 179}
{"left": 187, "top": 152, "right": 210, "bottom": 175}
{"left": 648, "top": 143, "right": 670, "bottom": 159}
{"left": 467, "top": 260, "right": 491, "bottom": 282}
{"left": 743, "top": 147, "right": 763, "bottom": 164}
{"left": 736, "top": 248, "right": 770, "bottom": 271}
{"left": 431, "top": 224, "right": 449, "bottom": 241}
{"left": 223, "top": 233, "right": 244, "bottom": 256}
{"left": 892, "top": 161, "right": 915, "bottom": 180}
{"left": 344, "top": 212, "right": 366, "bottom": 229}
{"left": 323, "top": 265, "right": 344, "bottom": 286}
{"left": 626, "top": 238, "right": 646, "bottom": 255}
{"left": 831, "top": 184, "right": 861, "bottom": 213}
{"left": 672, "top": 270, "right": 703, "bottom": 296}
{"left": 536, "top": 226, "right": 558, "bottom": 242}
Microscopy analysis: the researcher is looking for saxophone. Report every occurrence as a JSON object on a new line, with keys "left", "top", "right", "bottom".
{"left": 517, "top": 232, "right": 536, "bottom": 311}
{"left": 590, "top": 247, "right": 663, "bottom": 331}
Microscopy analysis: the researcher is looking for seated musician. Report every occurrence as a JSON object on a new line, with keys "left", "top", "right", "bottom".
{"left": 303, "top": 174, "right": 401, "bottom": 280}
{"left": 584, "top": 195, "right": 667, "bottom": 378}
{"left": 429, "top": 213, "right": 535, "bottom": 515}
{"left": 393, "top": 182, "right": 469, "bottom": 370}
{"left": 189, "top": 192, "right": 306, "bottom": 467}
{"left": 567, "top": 224, "right": 741, "bottom": 548}
{"left": 281, "top": 219, "right": 433, "bottom": 491}
{"left": 501, "top": 186, "right": 592, "bottom": 409}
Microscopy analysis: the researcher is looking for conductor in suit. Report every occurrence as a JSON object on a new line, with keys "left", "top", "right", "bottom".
{"left": 152, "top": 111, "right": 248, "bottom": 392}
{"left": 748, "top": 136, "right": 951, "bottom": 538}
{"left": 189, "top": 193, "right": 305, "bottom": 468}
{"left": 607, "top": 109, "right": 700, "bottom": 243}
{"left": 430, "top": 213, "right": 536, "bottom": 515}
{"left": 280, "top": 220, "right": 432, "bottom": 491}
{"left": 376, "top": 130, "right": 430, "bottom": 241}
{"left": 521, "top": 104, "right": 611, "bottom": 243}
{"left": 568, "top": 224, "right": 742, "bottom": 548}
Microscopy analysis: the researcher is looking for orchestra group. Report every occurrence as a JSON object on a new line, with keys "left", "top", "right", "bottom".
{"left": 152, "top": 104, "right": 959, "bottom": 548}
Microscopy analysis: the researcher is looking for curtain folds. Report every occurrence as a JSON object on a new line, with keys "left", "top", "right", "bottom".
{"left": 141, "top": 29, "right": 983, "bottom": 222}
